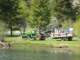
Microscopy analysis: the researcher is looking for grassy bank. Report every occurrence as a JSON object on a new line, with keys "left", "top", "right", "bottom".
{"left": 4, "top": 37, "right": 80, "bottom": 49}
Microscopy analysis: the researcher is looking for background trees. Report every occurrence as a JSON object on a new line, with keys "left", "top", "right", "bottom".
{"left": 0, "top": 0, "right": 27, "bottom": 36}
{"left": 29, "top": 0, "right": 51, "bottom": 31}
{"left": 0, "top": 0, "right": 19, "bottom": 36}
{"left": 0, "top": 0, "right": 80, "bottom": 35}
{"left": 50, "top": 0, "right": 80, "bottom": 22}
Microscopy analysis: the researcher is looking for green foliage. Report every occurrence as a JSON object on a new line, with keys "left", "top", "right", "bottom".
{"left": 73, "top": 20, "right": 80, "bottom": 37}
{"left": 51, "top": 0, "right": 80, "bottom": 21}
{"left": 0, "top": 21, "right": 6, "bottom": 36}
{"left": 0, "top": 0, "right": 18, "bottom": 22}
{"left": 0, "top": 0, "right": 19, "bottom": 36}
{"left": 18, "top": 0, "right": 28, "bottom": 18}
{"left": 0, "top": 0, "right": 28, "bottom": 35}
{"left": 29, "top": 0, "right": 51, "bottom": 29}
{"left": 0, "top": 0, "right": 80, "bottom": 36}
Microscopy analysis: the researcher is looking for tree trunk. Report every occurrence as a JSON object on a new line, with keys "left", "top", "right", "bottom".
{"left": 23, "top": 27, "right": 26, "bottom": 33}
{"left": 10, "top": 26, "right": 13, "bottom": 36}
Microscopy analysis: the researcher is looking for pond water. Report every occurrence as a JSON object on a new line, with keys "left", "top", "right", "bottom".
{"left": 0, "top": 48, "right": 80, "bottom": 60}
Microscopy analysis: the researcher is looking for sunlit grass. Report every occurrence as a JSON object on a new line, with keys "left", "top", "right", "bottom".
{"left": 4, "top": 37, "right": 80, "bottom": 49}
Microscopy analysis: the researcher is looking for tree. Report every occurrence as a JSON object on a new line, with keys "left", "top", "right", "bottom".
{"left": 24, "top": 0, "right": 32, "bottom": 7}
{"left": 51, "top": 0, "right": 80, "bottom": 22}
{"left": 18, "top": 0, "right": 29, "bottom": 33}
{"left": 0, "top": 0, "right": 19, "bottom": 36}
{"left": 29, "top": 0, "right": 51, "bottom": 31}
{"left": 0, "top": 0, "right": 26, "bottom": 36}
{"left": 0, "top": 0, "right": 27, "bottom": 36}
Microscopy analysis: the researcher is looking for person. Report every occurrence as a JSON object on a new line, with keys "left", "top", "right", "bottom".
{"left": 66, "top": 27, "right": 73, "bottom": 41}
{"left": 31, "top": 31, "right": 37, "bottom": 40}
{"left": 39, "top": 32, "right": 46, "bottom": 40}
{"left": 67, "top": 27, "right": 73, "bottom": 33}
{"left": 69, "top": 27, "right": 73, "bottom": 33}
{"left": 50, "top": 32, "right": 54, "bottom": 38}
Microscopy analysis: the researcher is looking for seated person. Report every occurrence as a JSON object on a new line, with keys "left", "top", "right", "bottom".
{"left": 39, "top": 32, "right": 46, "bottom": 40}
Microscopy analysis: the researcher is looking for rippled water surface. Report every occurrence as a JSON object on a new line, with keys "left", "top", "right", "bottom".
{"left": 0, "top": 48, "right": 79, "bottom": 60}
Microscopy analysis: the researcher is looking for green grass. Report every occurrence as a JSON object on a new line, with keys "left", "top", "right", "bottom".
{"left": 4, "top": 37, "right": 80, "bottom": 49}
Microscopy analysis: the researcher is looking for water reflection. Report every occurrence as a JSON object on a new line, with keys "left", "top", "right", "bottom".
{"left": 0, "top": 48, "right": 79, "bottom": 60}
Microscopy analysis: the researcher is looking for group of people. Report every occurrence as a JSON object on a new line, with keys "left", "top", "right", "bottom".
{"left": 22, "top": 25, "right": 73, "bottom": 40}
{"left": 39, "top": 27, "right": 73, "bottom": 40}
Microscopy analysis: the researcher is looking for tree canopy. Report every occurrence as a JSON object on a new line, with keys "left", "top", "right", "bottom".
{"left": 50, "top": 0, "right": 80, "bottom": 21}
{"left": 28, "top": 0, "right": 51, "bottom": 31}
{"left": 0, "top": 0, "right": 80, "bottom": 33}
